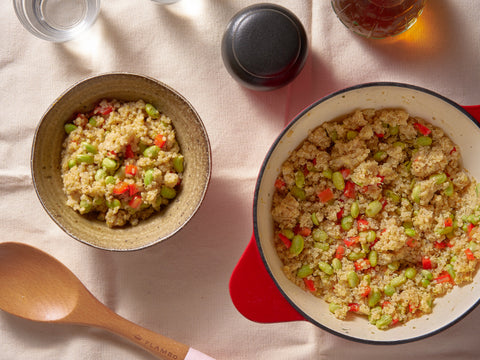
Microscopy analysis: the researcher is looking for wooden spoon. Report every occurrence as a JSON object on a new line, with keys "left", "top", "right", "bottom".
{"left": 0, "top": 242, "right": 215, "bottom": 360}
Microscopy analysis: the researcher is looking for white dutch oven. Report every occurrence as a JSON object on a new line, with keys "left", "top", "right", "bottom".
{"left": 253, "top": 82, "right": 480, "bottom": 343}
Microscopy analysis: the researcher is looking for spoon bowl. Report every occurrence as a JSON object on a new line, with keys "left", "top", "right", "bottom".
{"left": 0, "top": 242, "right": 214, "bottom": 360}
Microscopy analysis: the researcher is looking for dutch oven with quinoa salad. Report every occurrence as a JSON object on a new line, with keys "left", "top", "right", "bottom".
{"left": 61, "top": 99, "right": 184, "bottom": 227}
{"left": 31, "top": 73, "right": 211, "bottom": 251}
{"left": 252, "top": 83, "right": 480, "bottom": 343}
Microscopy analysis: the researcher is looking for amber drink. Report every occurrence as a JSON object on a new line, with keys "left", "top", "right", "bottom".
{"left": 331, "top": 0, "right": 427, "bottom": 39}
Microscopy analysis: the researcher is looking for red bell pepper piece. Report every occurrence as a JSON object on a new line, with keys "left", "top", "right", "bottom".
{"left": 444, "top": 217, "right": 453, "bottom": 227}
{"left": 467, "top": 223, "right": 475, "bottom": 234}
{"left": 278, "top": 233, "right": 292, "bottom": 248}
{"left": 361, "top": 286, "right": 371, "bottom": 297}
{"left": 422, "top": 256, "right": 432, "bottom": 269}
{"left": 303, "top": 278, "right": 316, "bottom": 292}
{"left": 406, "top": 238, "right": 418, "bottom": 248}
{"left": 465, "top": 248, "right": 476, "bottom": 260}
{"left": 129, "top": 183, "right": 139, "bottom": 196}
{"left": 113, "top": 181, "right": 129, "bottom": 195}
{"left": 344, "top": 236, "right": 359, "bottom": 247}
{"left": 414, "top": 122, "right": 431, "bottom": 136}
{"left": 340, "top": 168, "right": 350, "bottom": 179}
{"left": 154, "top": 134, "right": 166, "bottom": 148}
{"left": 125, "top": 144, "right": 134, "bottom": 159}
{"left": 434, "top": 271, "right": 452, "bottom": 284}
{"left": 298, "top": 227, "right": 311, "bottom": 237}
{"left": 129, "top": 194, "right": 142, "bottom": 209}
{"left": 348, "top": 303, "right": 359, "bottom": 312}
{"left": 274, "top": 178, "right": 286, "bottom": 190}
{"left": 125, "top": 164, "right": 137, "bottom": 176}
{"left": 335, "top": 245, "right": 345, "bottom": 259}
{"left": 318, "top": 188, "right": 334, "bottom": 203}
{"left": 357, "top": 218, "right": 369, "bottom": 231}
{"left": 344, "top": 181, "right": 355, "bottom": 198}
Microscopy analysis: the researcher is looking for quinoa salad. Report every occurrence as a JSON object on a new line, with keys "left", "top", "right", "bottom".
{"left": 272, "top": 108, "right": 480, "bottom": 330}
{"left": 61, "top": 99, "right": 184, "bottom": 227}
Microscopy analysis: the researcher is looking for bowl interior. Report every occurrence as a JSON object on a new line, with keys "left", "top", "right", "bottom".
{"left": 32, "top": 73, "right": 211, "bottom": 251}
{"left": 254, "top": 83, "right": 480, "bottom": 343}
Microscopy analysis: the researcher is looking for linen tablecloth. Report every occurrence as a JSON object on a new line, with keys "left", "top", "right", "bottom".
{"left": 1, "top": 0, "right": 479, "bottom": 359}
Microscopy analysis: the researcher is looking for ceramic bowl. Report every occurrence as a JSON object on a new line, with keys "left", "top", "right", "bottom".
{"left": 31, "top": 73, "right": 211, "bottom": 251}
{"left": 253, "top": 82, "right": 480, "bottom": 343}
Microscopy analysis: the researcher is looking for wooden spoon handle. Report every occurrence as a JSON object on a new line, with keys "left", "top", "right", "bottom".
{"left": 69, "top": 299, "right": 215, "bottom": 360}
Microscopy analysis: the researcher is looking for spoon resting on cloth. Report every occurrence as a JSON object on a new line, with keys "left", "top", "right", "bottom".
{"left": 0, "top": 242, "right": 215, "bottom": 360}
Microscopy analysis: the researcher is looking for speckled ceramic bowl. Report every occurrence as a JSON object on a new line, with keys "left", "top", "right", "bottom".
{"left": 31, "top": 73, "right": 211, "bottom": 251}
{"left": 254, "top": 82, "right": 480, "bottom": 343}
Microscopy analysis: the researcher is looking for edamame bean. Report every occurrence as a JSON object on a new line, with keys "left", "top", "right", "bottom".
{"left": 68, "top": 159, "right": 76, "bottom": 169}
{"left": 389, "top": 125, "right": 399, "bottom": 135}
{"left": 332, "top": 171, "right": 345, "bottom": 190}
{"left": 144, "top": 169, "right": 154, "bottom": 186}
{"left": 444, "top": 182, "right": 454, "bottom": 196}
{"left": 373, "top": 151, "right": 387, "bottom": 162}
{"left": 95, "top": 169, "right": 107, "bottom": 181}
{"left": 297, "top": 265, "right": 313, "bottom": 278}
{"left": 331, "top": 258, "right": 342, "bottom": 270}
{"left": 420, "top": 278, "right": 430, "bottom": 288}
{"left": 322, "top": 169, "right": 333, "bottom": 179}
{"left": 405, "top": 267, "right": 417, "bottom": 279}
{"left": 347, "top": 271, "right": 359, "bottom": 288}
{"left": 431, "top": 173, "right": 447, "bottom": 184}
{"left": 384, "top": 284, "right": 395, "bottom": 296}
{"left": 105, "top": 176, "right": 115, "bottom": 185}
{"left": 143, "top": 145, "right": 160, "bottom": 158}
{"left": 341, "top": 215, "right": 354, "bottom": 230}
{"left": 79, "top": 199, "right": 92, "bottom": 213}
{"left": 351, "top": 201, "right": 360, "bottom": 218}
{"left": 295, "top": 171, "right": 305, "bottom": 188}
{"left": 404, "top": 227, "right": 416, "bottom": 237}
{"left": 376, "top": 314, "right": 392, "bottom": 329}
{"left": 173, "top": 156, "right": 184, "bottom": 173}
{"left": 64, "top": 123, "right": 77, "bottom": 134}
{"left": 281, "top": 229, "right": 295, "bottom": 240}
{"left": 145, "top": 103, "right": 160, "bottom": 119}
{"left": 411, "top": 184, "right": 421, "bottom": 203}
{"left": 314, "top": 242, "right": 330, "bottom": 251}
{"left": 347, "top": 251, "right": 365, "bottom": 261}
{"left": 368, "top": 289, "right": 381, "bottom": 307}
{"left": 388, "top": 261, "right": 400, "bottom": 271}
{"left": 88, "top": 117, "right": 97, "bottom": 127}
{"left": 346, "top": 130, "right": 358, "bottom": 140}
{"left": 76, "top": 154, "right": 94, "bottom": 164}
{"left": 416, "top": 136, "right": 432, "bottom": 146}
{"left": 365, "top": 200, "right": 382, "bottom": 217}
{"left": 368, "top": 250, "right": 378, "bottom": 267}
{"left": 329, "top": 303, "right": 341, "bottom": 313}
{"left": 82, "top": 142, "right": 97, "bottom": 154}
{"left": 366, "top": 230, "right": 376, "bottom": 243}
{"left": 291, "top": 186, "right": 306, "bottom": 200}
{"left": 290, "top": 235, "right": 304, "bottom": 256}
{"left": 160, "top": 186, "right": 177, "bottom": 200}
{"left": 390, "top": 275, "right": 407, "bottom": 288}
{"left": 311, "top": 212, "right": 320, "bottom": 226}
{"left": 102, "top": 157, "right": 117, "bottom": 170}
{"left": 318, "top": 261, "right": 334, "bottom": 275}
{"left": 445, "top": 264, "right": 456, "bottom": 279}
{"left": 421, "top": 270, "right": 433, "bottom": 281}
{"left": 384, "top": 190, "right": 400, "bottom": 204}
{"left": 106, "top": 199, "right": 121, "bottom": 208}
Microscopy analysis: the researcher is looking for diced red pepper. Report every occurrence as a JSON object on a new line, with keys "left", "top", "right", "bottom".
{"left": 125, "top": 164, "right": 137, "bottom": 176}
{"left": 357, "top": 218, "right": 369, "bottom": 231}
{"left": 303, "top": 278, "right": 316, "bottom": 292}
{"left": 391, "top": 317, "right": 399, "bottom": 326}
{"left": 298, "top": 227, "right": 311, "bottom": 237}
{"left": 94, "top": 104, "right": 113, "bottom": 116}
{"left": 381, "top": 301, "right": 391, "bottom": 308}
{"left": 336, "top": 208, "right": 344, "bottom": 221}
{"left": 348, "top": 303, "right": 359, "bottom": 312}
{"left": 374, "top": 132, "right": 384, "bottom": 138}
{"left": 467, "top": 223, "right": 475, "bottom": 234}
{"left": 318, "top": 188, "right": 334, "bottom": 203}
{"left": 434, "top": 271, "right": 452, "bottom": 284}
{"left": 450, "top": 147, "right": 457, "bottom": 155}
{"left": 278, "top": 233, "right": 292, "bottom": 248}
{"left": 154, "top": 134, "right": 167, "bottom": 148}
{"left": 406, "top": 238, "right": 418, "bottom": 248}
{"left": 434, "top": 241, "right": 446, "bottom": 249}
{"left": 422, "top": 256, "right": 432, "bottom": 269}
{"left": 303, "top": 164, "right": 310, "bottom": 176}
{"left": 465, "top": 248, "right": 476, "bottom": 260}
{"left": 129, "top": 183, "right": 139, "bottom": 196}
{"left": 125, "top": 144, "right": 134, "bottom": 159}
{"left": 377, "top": 175, "right": 385, "bottom": 185}
{"left": 414, "top": 122, "right": 431, "bottom": 136}
{"left": 344, "top": 181, "right": 356, "bottom": 198}
{"left": 340, "top": 168, "right": 350, "bottom": 179}
{"left": 128, "top": 194, "right": 142, "bottom": 209}
{"left": 344, "top": 236, "right": 359, "bottom": 247}
{"left": 274, "top": 178, "right": 286, "bottom": 190}
{"left": 444, "top": 217, "right": 453, "bottom": 227}
{"left": 312, "top": 158, "right": 317, "bottom": 165}
{"left": 113, "top": 181, "right": 129, "bottom": 195}
{"left": 335, "top": 245, "right": 345, "bottom": 259}
{"left": 361, "top": 286, "right": 371, "bottom": 297}
{"left": 408, "top": 304, "right": 417, "bottom": 313}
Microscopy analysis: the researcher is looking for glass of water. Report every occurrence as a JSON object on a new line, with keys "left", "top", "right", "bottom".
{"left": 13, "top": 0, "right": 101, "bottom": 42}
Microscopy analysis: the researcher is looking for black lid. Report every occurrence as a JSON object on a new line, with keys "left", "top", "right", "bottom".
{"left": 222, "top": 3, "right": 308, "bottom": 91}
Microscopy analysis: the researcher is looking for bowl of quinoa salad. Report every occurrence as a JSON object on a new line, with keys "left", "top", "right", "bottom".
{"left": 32, "top": 73, "right": 211, "bottom": 251}
{"left": 253, "top": 83, "right": 480, "bottom": 343}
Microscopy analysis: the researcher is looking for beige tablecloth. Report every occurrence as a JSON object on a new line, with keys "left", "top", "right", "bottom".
{"left": 1, "top": 0, "right": 480, "bottom": 359}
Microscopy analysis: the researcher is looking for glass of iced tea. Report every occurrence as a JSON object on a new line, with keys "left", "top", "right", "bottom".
{"left": 331, "top": 0, "right": 427, "bottom": 39}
